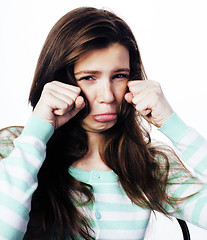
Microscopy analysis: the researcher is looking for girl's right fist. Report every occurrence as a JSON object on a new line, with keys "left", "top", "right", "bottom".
{"left": 33, "top": 81, "right": 85, "bottom": 129}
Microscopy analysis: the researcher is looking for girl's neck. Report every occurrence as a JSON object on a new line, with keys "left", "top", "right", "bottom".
{"left": 72, "top": 131, "right": 111, "bottom": 172}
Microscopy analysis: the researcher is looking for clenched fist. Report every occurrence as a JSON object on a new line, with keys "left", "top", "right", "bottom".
{"left": 125, "top": 80, "right": 174, "bottom": 127}
{"left": 33, "top": 81, "right": 85, "bottom": 129}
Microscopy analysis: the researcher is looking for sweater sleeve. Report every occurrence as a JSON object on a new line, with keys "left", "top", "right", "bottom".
{"left": 159, "top": 113, "right": 207, "bottom": 229}
{"left": 0, "top": 116, "right": 54, "bottom": 240}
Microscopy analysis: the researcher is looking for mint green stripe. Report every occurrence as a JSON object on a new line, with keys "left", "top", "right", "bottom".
{"left": 179, "top": 136, "right": 205, "bottom": 161}
{"left": 0, "top": 172, "right": 32, "bottom": 191}
{"left": 159, "top": 113, "right": 190, "bottom": 143}
{"left": 0, "top": 193, "right": 29, "bottom": 221}
{"left": 14, "top": 141, "right": 44, "bottom": 162}
{"left": 0, "top": 149, "right": 12, "bottom": 159}
{"left": 0, "top": 219, "right": 24, "bottom": 239}
{"left": 93, "top": 185, "right": 126, "bottom": 195}
{"left": 95, "top": 202, "right": 143, "bottom": 212}
{"left": 194, "top": 155, "right": 207, "bottom": 175}
{"left": 192, "top": 194, "right": 207, "bottom": 226}
{"left": 171, "top": 186, "right": 206, "bottom": 220}
{"left": 22, "top": 115, "right": 54, "bottom": 143}
{"left": 164, "top": 181, "right": 200, "bottom": 212}
{"left": 96, "top": 220, "right": 147, "bottom": 230}
{"left": 167, "top": 170, "right": 187, "bottom": 185}
{"left": 2, "top": 157, "right": 38, "bottom": 177}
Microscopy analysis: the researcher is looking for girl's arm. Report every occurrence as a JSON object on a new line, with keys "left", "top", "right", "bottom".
{"left": 0, "top": 81, "right": 84, "bottom": 240}
{"left": 159, "top": 113, "right": 207, "bottom": 229}
{"left": 0, "top": 116, "right": 54, "bottom": 240}
{"left": 126, "top": 79, "right": 207, "bottom": 229}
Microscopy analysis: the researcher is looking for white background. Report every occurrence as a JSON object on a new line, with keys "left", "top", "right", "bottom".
{"left": 0, "top": 0, "right": 207, "bottom": 239}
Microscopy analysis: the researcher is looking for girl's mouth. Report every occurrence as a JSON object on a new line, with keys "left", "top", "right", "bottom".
{"left": 92, "top": 113, "right": 117, "bottom": 122}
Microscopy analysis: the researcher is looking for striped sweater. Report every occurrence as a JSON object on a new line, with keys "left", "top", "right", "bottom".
{"left": 0, "top": 113, "right": 207, "bottom": 239}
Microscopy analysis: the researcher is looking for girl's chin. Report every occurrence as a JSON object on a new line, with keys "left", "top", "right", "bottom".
{"left": 81, "top": 119, "right": 117, "bottom": 133}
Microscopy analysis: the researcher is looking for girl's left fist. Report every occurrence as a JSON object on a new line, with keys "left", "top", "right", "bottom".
{"left": 125, "top": 80, "right": 174, "bottom": 128}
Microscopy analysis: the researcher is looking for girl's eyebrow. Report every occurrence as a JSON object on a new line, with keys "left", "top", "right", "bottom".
{"left": 74, "top": 68, "right": 130, "bottom": 76}
{"left": 114, "top": 68, "right": 130, "bottom": 73}
{"left": 74, "top": 71, "right": 100, "bottom": 76}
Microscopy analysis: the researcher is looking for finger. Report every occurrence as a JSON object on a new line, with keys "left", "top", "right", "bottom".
{"left": 58, "top": 96, "right": 85, "bottom": 121}
{"left": 128, "top": 80, "right": 145, "bottom": 86}
{"left": 130, "top": 91, "right": 153, "bottom": 116}
{"left": 49, "top": 89, "right": 78, "bottom": 110}
{"left": 134, "top": 103, "right": 152, "bottom": 117}
{"left": 130, "top": 89, "right": 148, "bottom": 105}
{"left": 132, "top": 100, "right": 150, "bottom": 116}
{"left": 141, "top": 108, "right": 152, "bottom": 117}
{"left": 128, "top": 80, "right": 147, "bottom": 95}
{"left": 46, "top": 82, "right": 81, "bottom": 98}
{"left": 54, "top": 96, "right": 85, "bottom": 116}
{"left": 50, "top": 93, "right": 74, "bottom": 116}
{"left": 52, "top": 81, "right": 81, "bottom": 93}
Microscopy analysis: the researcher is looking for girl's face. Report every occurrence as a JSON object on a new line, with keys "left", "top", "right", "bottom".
{"left": 74, "top": 43, "right": 130, "bottom": 133}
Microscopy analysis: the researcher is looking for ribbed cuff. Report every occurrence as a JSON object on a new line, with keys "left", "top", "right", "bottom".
{"left": 159, "top": 113, "right": 190, "bottom": 143}
{"left": 21, "top": 115, "right": 54, "bottom": 144}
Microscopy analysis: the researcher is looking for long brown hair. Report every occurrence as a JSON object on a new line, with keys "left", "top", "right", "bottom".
{"left": 25, "top": 7, "right": 195, "bottom": 240}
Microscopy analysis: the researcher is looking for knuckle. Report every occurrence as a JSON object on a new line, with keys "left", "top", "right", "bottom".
{"left": 149, "top": 80, "right": 160, "bottom": 88}
{"left": 153, "top": 80, "right": 161, "bottom": 87}
{"left": 43, "top": 82, "right": 53, "bottom": 91}
{"left": 63, "top": 101, "right": 70, "bottom": 110}
{"left": 51, "top": 80, "right": 59, "bottom": 84}
{"left": 67, "top": 97, "right": 73, "bottom": 106}
{"left": 154, "top": 82, "right": 162, "bottom": 91}
{"left": 150, "top": 81, "right": 162, "bottom": 95}
{"left": 131, "top": 98, "right": 137, "bottom": 105}
{"left": 73, "top": 85, "right": 80, "bottom": 91}
{"left": 65, "top": 98, "right": 75, "bottom": 110}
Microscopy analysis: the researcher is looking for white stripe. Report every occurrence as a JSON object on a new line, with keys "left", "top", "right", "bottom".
{"left": 175, "top": 129, "right": 199, "bottom": 152}
{"left": 0, "top": 180, "right": 36, "bottom": 209}
{"left": 92, "top": 182, "right": 120, "bottom": 186}
{"left": 15, "top": 136, "right": 45, "bottom": 156}
{"left": 174, "top": 136, "right": 207, "bottom": 181}
{"left": 0, "top": 204, "right": 28, "bottom": 232}
{"left": 96, "top": 229, "right": 145, "bottom": 239}
{"left": 92, "top": 210, "right": 150, "bottom": 221}
{"left": 181, "top": 197, "right": 197, "bottom": 222}
{"left": 193, "top": 142, "right": 207, "bottom": 174}
{"left": 183, "top": 141, "right": 207, "bottom": 167}
{"left": 166, "top": 183, "right": 205, "bottom": 216}
{"left": 0, "top": 235, "right": 8, "bottom": 240}
{"left": 95, "top": 193, "right": 132, "bottom": 204}
{"left": 167, "top": 182, "right": 204, "bottom": 200}
{"left": 198, "top": 201, "right": 207, "bottom": 228}
{"left": 0, "top": 163, "right": 35, "bottom": 187}
{"left": 9, "top": 148, "right": 42, "bottom": 169}
{"left": 180, "top": 189, "right": 207, "bottom": 221}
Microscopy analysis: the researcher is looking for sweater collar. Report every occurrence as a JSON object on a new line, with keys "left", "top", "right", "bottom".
{"left": 69, "top": 166, "right": 119, "bottom": 184}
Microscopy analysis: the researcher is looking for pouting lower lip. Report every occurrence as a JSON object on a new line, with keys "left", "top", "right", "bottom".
{"left": 92, "top": 113, "right": 117, "bottom": 122}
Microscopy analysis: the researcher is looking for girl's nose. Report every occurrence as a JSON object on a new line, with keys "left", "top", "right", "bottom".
{"left": 97, "top": 80, "right": 115, "bottom": 104}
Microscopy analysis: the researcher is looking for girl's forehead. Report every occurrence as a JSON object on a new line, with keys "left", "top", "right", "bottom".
{"left": 74, "top": 43, "right": 130, "bottom": 72}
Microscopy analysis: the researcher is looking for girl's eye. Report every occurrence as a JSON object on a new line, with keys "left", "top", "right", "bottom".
{"left": 78, "top": 76, "right": 95, "bottom": 81}
{"left": 113, "top": 74, "right": 129, "bottom": 80}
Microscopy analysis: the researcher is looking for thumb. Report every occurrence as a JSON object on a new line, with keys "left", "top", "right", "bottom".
{"left": 54, "top": 96, "right": 85, "bottom": 129}
{"left": 68, "top": 96, "right": 85, "bottom": 118}
{"left": 124, "top": 92, "right": 133, "bottom": 103}
{"left": 75, "top": 96, "right": 85, "bottom": 110}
